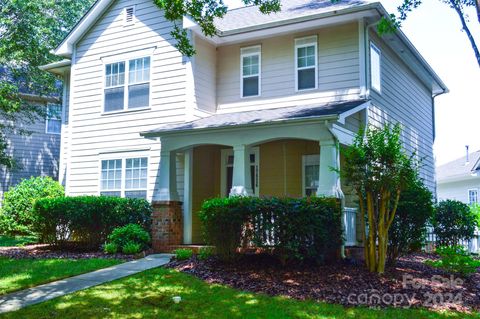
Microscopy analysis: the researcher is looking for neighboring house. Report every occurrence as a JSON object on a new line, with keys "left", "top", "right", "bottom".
{"left": 435, "top": 149, "right": 480, "bottom": 253}
{"left": 41, "top": 0, "right": 447, "bottom": 251}
{"left": 0, "top": 68, "right": 62, "bottom": 202}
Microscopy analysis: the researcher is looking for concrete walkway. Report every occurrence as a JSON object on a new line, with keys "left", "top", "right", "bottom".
{"left": 0, "top": 254, "right": 172, "bottom": 314}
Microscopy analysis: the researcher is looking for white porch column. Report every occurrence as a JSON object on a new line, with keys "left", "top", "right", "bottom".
{"left": 230, "top": 144, "right": 253, "bottom": 196}
{"left": 154, "top": 149, "right": 180, "bottom": 201}
{"left": 183, "top": 148, "right": 193, "bottom": 244}
{"left": 316, "top": 139, "right": 344, "bottom": 198}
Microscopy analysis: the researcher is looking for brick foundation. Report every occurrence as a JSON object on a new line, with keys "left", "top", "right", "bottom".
{"left": 151, "top": 201, "right": 183, "bottom": 252}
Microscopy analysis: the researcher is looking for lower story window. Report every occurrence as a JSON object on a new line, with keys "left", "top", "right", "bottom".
{"left": 100, "top": 157, "right": 148, "bottom": 199}
{"left": 469, "top": 189, "right": 478, "bottom": 204}
{"left": 303, "top": 154, "right": 319, "bottom": 196}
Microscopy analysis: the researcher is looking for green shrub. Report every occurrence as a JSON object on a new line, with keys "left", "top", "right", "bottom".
{"left": 0, "top": 177, "right": 64, "bottom": 235}
{"left": 432, "top": 200, "right": 477, "bottom": 246}
{"left": 426, "top": 245, "right": 480, "bottom": 276}
{"left": 199, "top": 196, "right": 343, "bottom": 263}
{"left": 122, "top": 242, "right": 142, "bottom": 255}
{"left": 104, "top": 242, "right": 118, "bottom": 254}
{"left": 198, "top": 246, "right": 215, "bottom": 260}
{"left": 107, "top": 224, "right": 150, "bottom": 251}
{"left": 388, "top": 177, "right": 434, "bottom": 264}
{"left": 33, "top": 196, "right": 152, "bottom": 249}
{"left": 174, "top": 248, "right": 193, "bottom": 260}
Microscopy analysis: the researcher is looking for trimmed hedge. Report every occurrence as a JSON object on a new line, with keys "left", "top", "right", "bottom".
{"left": 199, "top": 196, "right": 343, "bottom": 263}
{"left": 33, "top": 196, "right": 152, "bottom": 249}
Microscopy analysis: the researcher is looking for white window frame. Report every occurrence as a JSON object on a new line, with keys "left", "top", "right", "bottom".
{"left": 295, "top": 35, "right": 318, "bottom": 92}
{"left": 370, "top": 42, "right": 381, "bottom": 94}
{"left": 124, "top": 5, "right": 135, "bottom": 26}
{"left": 45, "top": 103, "right": 62, "bottom": 135}
{"left": 220, "top": 147, "right": 260, "bottom": 197}
{"left": 468, "top": 189, "right": 478, "bottom": 204}
{"left": 98, "top": 152, "right": 149, "bottom": 199}
{"left": 302, "top": 154, "right": 320, "bottom": 196}
{"left": 240, "top": 45, "right": 261, "bottom": 98}
{"left": 102, "top": 53, "right": 152, "bottom": 114}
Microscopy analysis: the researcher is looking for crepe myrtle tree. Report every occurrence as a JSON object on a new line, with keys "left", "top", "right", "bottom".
{"left": 340, "top": 124, "right": 415, "bottom": 273}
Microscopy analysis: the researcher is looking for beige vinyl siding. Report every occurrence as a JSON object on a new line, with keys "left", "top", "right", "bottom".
{"left": 59, "top": 72, "right": 70, "bottom": 186}
{"left": 368, "top": 32, "right": 435, "bottom": 190}
{"left": 437, "top": 179, "right": 480, "bottom": 203}
{"left": 216, "top": 22, "right": 360, "bottom": 113}
{"left": 67, "top": 0, "right": 187, "bottom": 198}
{"left": 193, "top": 36, "right": 216, "bottom": 113}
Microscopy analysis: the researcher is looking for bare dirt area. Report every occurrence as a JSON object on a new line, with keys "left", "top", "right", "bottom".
{"left": 167, "top": 253, "right": 480, "bottom": 313}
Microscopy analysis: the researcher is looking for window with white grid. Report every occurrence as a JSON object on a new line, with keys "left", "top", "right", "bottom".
{"left": 125, "top": 157, "right": 148, "bottom": 199}
{"left": 100, "top": 159, "right": 122, "bottom": 197}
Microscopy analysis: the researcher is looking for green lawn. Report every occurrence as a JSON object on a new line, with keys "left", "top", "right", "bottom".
{"left": 0, "top": 257, "right": 122, "bottom": 295}
{"left": 1, "top": 267, "right": 478, "bottom": 319}
{"left": 0, "top": 235, "right": 37, "bottom": 247}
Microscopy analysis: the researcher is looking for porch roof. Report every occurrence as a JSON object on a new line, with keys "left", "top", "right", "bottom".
{"left": 142, "top": 99, "right": 368, "bottom": 137}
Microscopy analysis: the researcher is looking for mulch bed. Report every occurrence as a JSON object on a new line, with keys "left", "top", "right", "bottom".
{"left": 167, "top": 253, "right": 480, "bottom": 313}
{"left": 0, "top": 244, "right": 142, "bottom": 261}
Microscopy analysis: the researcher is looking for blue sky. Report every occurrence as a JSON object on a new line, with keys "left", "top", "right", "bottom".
{"left": 224, "top": 0, "right": 480, "bottom": 165}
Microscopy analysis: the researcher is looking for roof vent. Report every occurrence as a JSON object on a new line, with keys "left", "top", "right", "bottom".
{"left": 124, "top": 6, "right": 135, "bottom": 25}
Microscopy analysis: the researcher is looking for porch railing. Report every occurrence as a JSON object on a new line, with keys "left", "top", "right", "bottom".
{"left": 426, "top": 226, "right": 480, "bottom": 254}
{"left": 344, "top": 207, "right": 357, "bottom": 246}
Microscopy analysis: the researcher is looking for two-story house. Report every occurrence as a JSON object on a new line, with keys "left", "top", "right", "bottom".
{"left": 42, "top": 0, "right": 447, "bottom": 251}
{"left": 0, "top": 67, "right": 62, "bottom": 202}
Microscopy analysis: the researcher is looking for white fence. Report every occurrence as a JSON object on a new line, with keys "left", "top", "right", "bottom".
{"left": 426, "top": 226, "right": 480, "bottom": 254}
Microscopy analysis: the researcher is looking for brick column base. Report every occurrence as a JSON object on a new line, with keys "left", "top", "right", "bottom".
{"left": 151, "top": 200, "right": 183, "bottom": 252}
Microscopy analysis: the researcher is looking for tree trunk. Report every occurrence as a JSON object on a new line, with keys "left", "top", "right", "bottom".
{"left": 450, "top": 0, "right": 480, "bottom": 67}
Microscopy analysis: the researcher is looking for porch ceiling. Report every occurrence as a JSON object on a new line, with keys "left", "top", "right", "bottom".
{"left": 142, "top": 99, "right": 368, "bottom": 137}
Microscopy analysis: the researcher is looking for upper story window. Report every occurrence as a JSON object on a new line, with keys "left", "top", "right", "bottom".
{"left": 241, "top": 46, "right": 261, "bottom": 97}
{"left": 104, "top": 56, "right": 150, "bottom": 113}
{"left": 100, "top": 157, "right": 148, "bottom": 199}
{"left": 46, "top": 104, "right": 62, "bottom": 134}
{"left": 370, "top": 42, "right": 381, "bottom": 93}
{"left": 469, "top": 189, "right": 478, "bottom": 204}
{"left": 295, "top": 36, "right": 318, "bottom": 91}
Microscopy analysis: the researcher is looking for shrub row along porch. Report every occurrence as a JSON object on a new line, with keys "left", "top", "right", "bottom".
{"left": 141, "top": 100, "right": 369, "bottom": 251}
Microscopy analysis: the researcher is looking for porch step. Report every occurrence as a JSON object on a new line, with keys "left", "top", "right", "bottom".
{"left": 155, "top": 245, "right": 213, "bottom": 254}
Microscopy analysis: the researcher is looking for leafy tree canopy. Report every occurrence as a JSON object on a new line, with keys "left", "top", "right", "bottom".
{"left": 0, "top": 0, "right": 95, "bottom": 169}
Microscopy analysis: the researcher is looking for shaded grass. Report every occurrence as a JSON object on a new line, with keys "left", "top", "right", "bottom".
{"left": 2, "top": 267, "right": 479, "bottom": 319}
{"left": 0, "top": 235, "right": 37, "bottom": 247}
{"left": 0, "top": 257, "right": 122, "bottom": 295}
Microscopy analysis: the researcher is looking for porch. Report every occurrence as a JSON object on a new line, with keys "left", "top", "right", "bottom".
{"left": 141, "top": 100, "right": 368, "bottom": 251}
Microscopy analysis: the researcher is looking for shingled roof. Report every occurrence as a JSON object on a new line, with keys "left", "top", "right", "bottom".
{"left": 436, "top": 150, "right": 480, "bottom": 182}
{"left": 142, "top": 99, "right": 367, "bottom": 136}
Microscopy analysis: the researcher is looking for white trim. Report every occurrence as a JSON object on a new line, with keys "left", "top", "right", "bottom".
{"left": 358, "top": 19, "right": 367, "bottom": 97}
{"left": 369, "top": 41, "right": 381, "bottom": 94}
{"left": 221, "top": 147, "right": 259, "bottom": 197}
{"left": 338, "top": 101, "right": 370, "bottom": 125}
{"left": 240, "top": 45, "right": 261, "bottom": 98}
{"left": 302, "top": 154, "right": 320, "bottom": 197}
{"left": 102, "top": 53, "right": 153, "bottom": 114}
{"left": 294, "top": 35, "right": 318, "bottom": 92}
{"left": 45, "top": 103, "right": 62, "bottom": 135}
{"left": 98, "top": 153, "right": 150, "bottom": 198}
{"left": 183, "top": 148, "right": 193, "bottom": 244}
{"left": 468, "top": 188, "right": 478, "bottom": 204}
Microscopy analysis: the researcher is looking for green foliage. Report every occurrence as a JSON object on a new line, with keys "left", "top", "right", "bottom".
{"left": 341, "top": 124, "right": 415, "bottom": 273}
{"left": 33, "top": 196, "right": 152, "bottom": 249}
{"left": 107, "top": 224, "right": 151, "bottom": 251}
{"left": 103, "top": 243, "right": 118, "bottom": 255}
{"left": 0, "top": 235, "right": 37, "bottom": 247}
{"left": 198, "top": 246, "right": 215, "bottom": 260}
{"left": 471, "top": 203, "right": 480, "bottom": 227}
{"left": 432, "top": 200, "right": 476, "bottom": 246}
{"left": 122, "top": 242, "right": 142, "bottom": 255}
{"left": 0, "top": 176, "right": 64, "bottom": 236}
{"left": 388, "top": 176, "right": 434, "bottom": 264}
{"left": 199, "top": 196, "right": 343, "bottom": 263}
{"left": 426, "top": 245, "right": 480, "bottom": 276}
{"left": 153, "top": 0, "right": 280, "bottom": 56}
{"left": 0, "top": 0, "right": 95, "bottom": 167}
{"left": 174, "top": 248, "right": 194, "bottom": 260}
